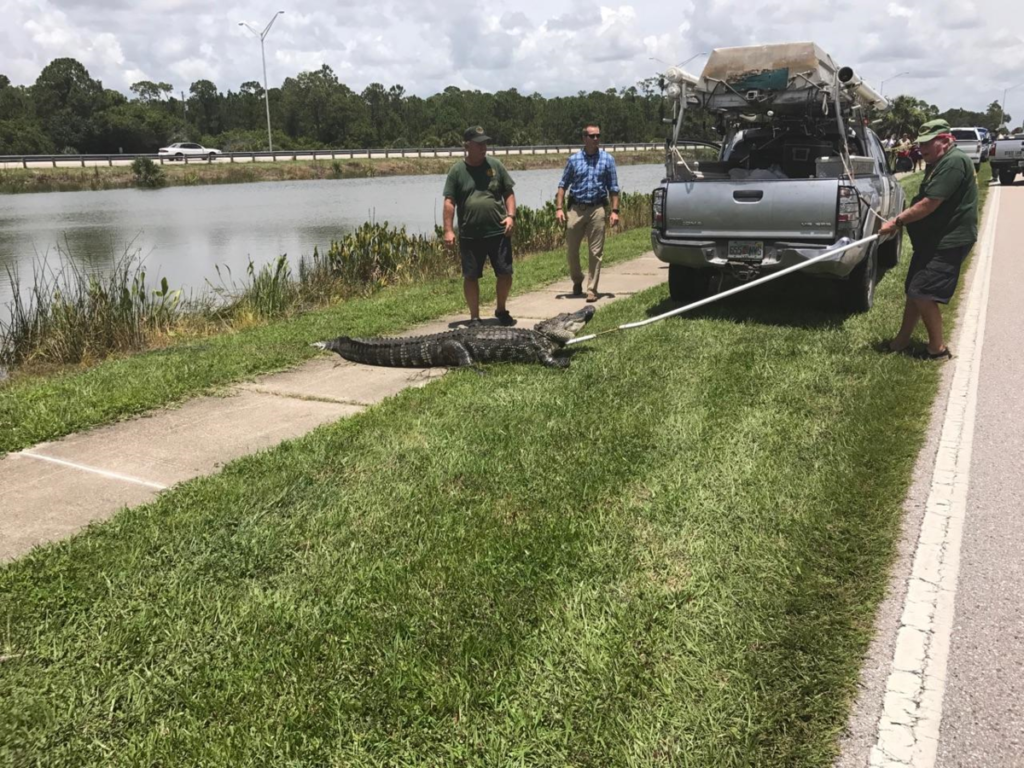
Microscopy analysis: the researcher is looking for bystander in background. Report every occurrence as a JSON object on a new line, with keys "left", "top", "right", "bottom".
{"left": 555, "top": 124, "right": 620, "bottom": 302}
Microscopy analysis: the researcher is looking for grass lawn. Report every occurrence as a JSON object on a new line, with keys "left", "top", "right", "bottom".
{"left": 0, "top": 228, "right": 652, "bottom": 456}
{"left": 0, "top": 170, "right": 993, "bottom": 766}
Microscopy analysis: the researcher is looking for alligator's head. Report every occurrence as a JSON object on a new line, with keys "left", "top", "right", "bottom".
{"left": 534, "top": 305, "right": 596, "bottom": 346}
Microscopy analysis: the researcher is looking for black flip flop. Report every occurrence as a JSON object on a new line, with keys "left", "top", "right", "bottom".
{"left": 916, "top": 347, "right": 953, "bottom": 361}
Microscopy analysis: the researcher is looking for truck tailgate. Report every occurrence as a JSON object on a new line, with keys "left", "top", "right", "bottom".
{"left": 994, "top": 138, "right": 1024, "bottom": 162}
{"left": 663, "top": 179, "right": 838, "bottom": 240}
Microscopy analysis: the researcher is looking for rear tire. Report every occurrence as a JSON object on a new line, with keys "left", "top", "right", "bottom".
{"left": 668, "top": 264, "right": 712, "bottom": 303}
{"left": 999, "top": 170, "right": 1016, "bottom": 186}
{"left": 840, "top": 244, "right": 877, "bottom": 313}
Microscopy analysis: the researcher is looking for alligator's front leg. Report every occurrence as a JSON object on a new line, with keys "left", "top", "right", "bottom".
{"left": 439, "top": 340, "right": 475, "bottom": 367}
{"left": 540, "top": 352, "right": 570, "bottom": 369}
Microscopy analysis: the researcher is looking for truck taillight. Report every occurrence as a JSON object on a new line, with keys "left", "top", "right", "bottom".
{"left": 837, "top": 185, "right": 860, "bottom": 235}
{"left": 652, "top": 187, "right": 665, "bottom": 228}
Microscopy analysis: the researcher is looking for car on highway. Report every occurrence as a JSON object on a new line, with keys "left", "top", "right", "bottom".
{"left": 158, "top": 142, "right": 222, "bottom": 160}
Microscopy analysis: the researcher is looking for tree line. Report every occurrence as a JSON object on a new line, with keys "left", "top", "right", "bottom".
{"left": 874, "top": 95, "right": 1015, "bottom": 141}
{"left": 0, "top": 57, "right": 1015, "bottom": 156}
{"left": 0, "top": 57, "right": 699, "bottom": 155}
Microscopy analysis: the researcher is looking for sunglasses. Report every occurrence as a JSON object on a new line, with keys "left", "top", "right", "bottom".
{"left": 585, "top": 133, "right": 601, "bottom": 139}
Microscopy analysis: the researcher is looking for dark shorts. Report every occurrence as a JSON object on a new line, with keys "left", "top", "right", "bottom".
{"left": 460, "top": 235, "right": 514, "bottom": 279}
{"left": 905, "top": 243, "right": 973, "bottom": 304}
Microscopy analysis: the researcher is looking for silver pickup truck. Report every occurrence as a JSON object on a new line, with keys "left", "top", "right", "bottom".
{"left": 950, "top": 127, "right": 985, "bottom": 171}
{"left": 991, "top": 135, "right": 1024, "bottom": 185}
{"left": 650, "top": 43, "right": 906, "bottom": 312}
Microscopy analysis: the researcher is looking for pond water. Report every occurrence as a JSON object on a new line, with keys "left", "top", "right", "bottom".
{"left": 0, "top": 164, "right": 665, "bottom": 312}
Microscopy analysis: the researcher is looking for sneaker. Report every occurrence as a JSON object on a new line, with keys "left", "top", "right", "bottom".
{"left": 466, "top": 317, "right": 482, "bottom": 327}
{"left": 495, "top": 309, "right": 516, "bottom": 327}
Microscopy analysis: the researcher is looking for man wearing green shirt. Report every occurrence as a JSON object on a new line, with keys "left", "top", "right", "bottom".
{"left": 880, "top": 119, "right": 978, "bottom": 360}
{"left": 443, "top": 126, "right": 518, "bottom": 326}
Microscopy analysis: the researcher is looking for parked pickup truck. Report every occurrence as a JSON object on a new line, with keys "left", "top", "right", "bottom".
{"left": 990, "top": 134, "right": 1024, "bottom": 185}
{"left": 950, "top": 127, "right": 985, "bottom": 171}
{"left": 651, "top": 43, "right": 906, "bottom": 312}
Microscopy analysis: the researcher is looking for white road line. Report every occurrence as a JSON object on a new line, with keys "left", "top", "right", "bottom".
{"left": 18, "top": 451, "right": 167, "bottom": 491}
{"left": 870, "top": 186, "right": 1001, "bottom": 767}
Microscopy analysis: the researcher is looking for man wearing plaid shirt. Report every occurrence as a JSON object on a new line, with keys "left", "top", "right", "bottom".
{"left": 555, "top": 124, "right": 620, "bottom": 302}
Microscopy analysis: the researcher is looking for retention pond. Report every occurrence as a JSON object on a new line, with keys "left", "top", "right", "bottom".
{"left": 0, "top": 164, "right": 664, "bottom": 311}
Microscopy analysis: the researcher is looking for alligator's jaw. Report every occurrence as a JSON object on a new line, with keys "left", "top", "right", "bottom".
{"left": 534, "top": 305, "right": 596, "bottom": 345}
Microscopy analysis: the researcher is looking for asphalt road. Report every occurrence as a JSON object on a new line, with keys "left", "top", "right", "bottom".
{"left": 935, "top": 183, "right": 1024, "bottom": 767}
{"left": 835, "top": 181, "right": 1024, "bottom": 768}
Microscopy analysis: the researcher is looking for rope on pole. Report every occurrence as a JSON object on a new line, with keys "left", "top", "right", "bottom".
{"left": 566, "top": 234, "right": 880, "bottom": 346}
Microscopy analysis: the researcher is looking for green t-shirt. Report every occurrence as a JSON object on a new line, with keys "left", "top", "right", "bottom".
{"left": 443, "top": 158, "right": 515, "bottom": 239}
{"left": 907, "top": 146, "right": 978, "bottom": 253}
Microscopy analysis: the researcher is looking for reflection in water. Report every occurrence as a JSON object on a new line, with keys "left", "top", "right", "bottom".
{"left": 0, "top": 165, "right": 665, "bottom": 311}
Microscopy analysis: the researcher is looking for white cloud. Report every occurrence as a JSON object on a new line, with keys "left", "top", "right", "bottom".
{"left": 0, "top": 0, "right": 1016, "bottom": 113}
{"left": 887, "top": 3, "right": 914, "bottom": 18}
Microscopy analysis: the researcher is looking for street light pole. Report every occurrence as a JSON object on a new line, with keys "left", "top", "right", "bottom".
{"left": 239, "top": 11, "right": 284, "bottom": 152}
{"left": 880, "top": 71, "right": 911, "bottom": 98}
{"left": 678, "top": 51, "right": 708, "bottom": 69}
{"left": 1001, "top": 83, "right": 1023, "bottom": 129}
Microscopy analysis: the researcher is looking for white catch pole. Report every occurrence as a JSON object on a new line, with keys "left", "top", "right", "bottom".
{"left": 566, "top": 234, "right": 879, "bottom": 345}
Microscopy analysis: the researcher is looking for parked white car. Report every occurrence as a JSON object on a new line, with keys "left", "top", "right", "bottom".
{"left": 158, "top": 142, "right": 222, "bottom": 160}
{"left": 949, "top": 128, "right": 984, "bottom": 171}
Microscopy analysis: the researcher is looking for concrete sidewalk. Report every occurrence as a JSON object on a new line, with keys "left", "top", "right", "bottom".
{"left": 837, "top": 182, "right": 1024, "bottom": 767}
{"left": 0, "top": 253, "right": 667, "bottom": 562}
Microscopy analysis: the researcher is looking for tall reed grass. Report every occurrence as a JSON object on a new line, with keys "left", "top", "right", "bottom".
{"left": 0, "top": 192, "right": 652, "bottom": 372}
{"left": 1, "top": 249, "right": 183, "bottom": 369}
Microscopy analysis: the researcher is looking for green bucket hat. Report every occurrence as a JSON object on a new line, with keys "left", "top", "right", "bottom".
{"left": 916, "top": 119, "right": 951, "bottom": 143}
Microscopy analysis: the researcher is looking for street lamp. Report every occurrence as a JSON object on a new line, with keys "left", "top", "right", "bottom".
{"left": 1001, "top": 82, "right": 1023, "bottom": 129}
{"left": 678, "top": 51, "right": 708, "bottom": 69}
{"left": 649, "top": 51, "right": 707, "bottom": 70}
{"left": 239, "top": 11, "right": 285, "bottom": 152}
{"left": 880, "top": 71, "right": 910, "bottom": 97}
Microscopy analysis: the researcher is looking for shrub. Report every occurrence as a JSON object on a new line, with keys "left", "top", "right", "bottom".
{"left": 130, "top": 157, "right": 166, "bottom": 188}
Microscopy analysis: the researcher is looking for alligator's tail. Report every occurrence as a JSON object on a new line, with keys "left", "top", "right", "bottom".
{"left": 312, "top": 336, "right": 424, "bottom": 367}
{"left": 312, "top": 337, "right": 356, "bottom": 358}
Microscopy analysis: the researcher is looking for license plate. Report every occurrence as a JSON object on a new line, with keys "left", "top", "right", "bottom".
{"left": 728, "top": 240, "right": 764, "bottom": 261}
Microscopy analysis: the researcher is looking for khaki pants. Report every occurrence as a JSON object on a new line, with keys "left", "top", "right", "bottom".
{"left": 566, "top": 203, "right": 606, "bottom": 293}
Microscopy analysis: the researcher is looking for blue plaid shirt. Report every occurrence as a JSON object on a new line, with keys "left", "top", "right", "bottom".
{"left": 558, "top": 149, "right": 620, "bottom": 205}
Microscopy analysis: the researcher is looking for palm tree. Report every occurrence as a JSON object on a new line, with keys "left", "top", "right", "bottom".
{"left": 878, "top": 95, "right": 938, "bottom": 141}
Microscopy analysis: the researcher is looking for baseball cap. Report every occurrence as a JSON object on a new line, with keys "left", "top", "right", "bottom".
{"left": 463, "top": 125, "right": 492, "bottom": 143}
{"left": 916, "top": 119, "right": 951, "bottom": 144}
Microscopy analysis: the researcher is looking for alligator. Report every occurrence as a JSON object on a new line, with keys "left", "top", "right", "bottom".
{"left": 313, "top": 306, "right": 595, "bottom": 369}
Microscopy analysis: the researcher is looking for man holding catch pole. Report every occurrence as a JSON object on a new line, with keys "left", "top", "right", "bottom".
{"left": 880, "top": 119, "right": 978, "bottom": 360}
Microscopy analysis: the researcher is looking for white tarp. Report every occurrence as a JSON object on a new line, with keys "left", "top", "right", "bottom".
{"left": 696, "top": 42, "right": 839, "bottom": 92}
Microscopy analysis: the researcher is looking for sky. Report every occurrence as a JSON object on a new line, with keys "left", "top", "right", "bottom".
{"left": 1, "top": 0, "right": 1021, "bottom": 116}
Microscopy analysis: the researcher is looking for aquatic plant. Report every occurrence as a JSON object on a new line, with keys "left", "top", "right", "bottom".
{"left": 1, "top": 192, "right": 652, "bottom": 371}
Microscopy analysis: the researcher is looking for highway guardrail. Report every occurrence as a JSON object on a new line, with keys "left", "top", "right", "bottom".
{"left": 0, "top": 143, "right": 666, "bottom": 168}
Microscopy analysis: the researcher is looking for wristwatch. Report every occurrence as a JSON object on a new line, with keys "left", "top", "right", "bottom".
{"left": 611, "top": 208, "right": 620, "bottom": 214}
